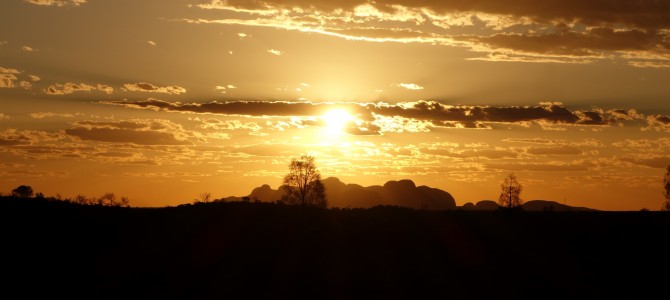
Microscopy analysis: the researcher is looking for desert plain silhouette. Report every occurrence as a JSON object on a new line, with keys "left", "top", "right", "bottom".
{"left": 2, "top": 176, "right": 669, "bottom": 299}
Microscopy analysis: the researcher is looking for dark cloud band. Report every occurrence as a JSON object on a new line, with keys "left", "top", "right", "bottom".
{"left": 107, "top": 99, "right": 639, "bottom": 131}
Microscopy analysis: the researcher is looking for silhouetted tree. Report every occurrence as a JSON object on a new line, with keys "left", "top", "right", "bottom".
{"left": 282, "top": 154, "right": 327, "bottom": 208}
{"left": 97, "top": 193, "right": 129, "bottom": 207}
{"left": 198, "top": 192, "right": 212, "bottom": 203}
{"left": 73, "top": 194, "right": 93, "bottom": 205}
{"left": 498, "top": 173, "right": 522, "bottom": 208}
{"left": 11, "top": 185, "right": 34, "bottom": 198}
{"left": 663, "top": 165, "right": 670, "bottom": 211}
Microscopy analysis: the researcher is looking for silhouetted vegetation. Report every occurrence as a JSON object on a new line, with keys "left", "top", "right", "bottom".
{"left": 498, "top": 173, "right": 523, "bottom": 209}
{"left": 1, "top": 198, "right": 669, "bottom": 299}
{"left": 663, "top": 165, "right": 670, "bottom": 211}
{"left": 71, "top": 192, "right": 130, "bottom": 207}
{"left": 282, "top": 154, "right": 327, "bottom": 208}
{"left": 11, "top": 185, "right": 34, "bottom": 198}
{"left": 194, "top": 192, "right": 212, "bottom": 204}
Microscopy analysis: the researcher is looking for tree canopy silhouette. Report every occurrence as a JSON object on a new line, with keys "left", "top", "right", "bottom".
{"left": 96, "top": 193, "right": 130, "bottom": 207}
{"left": 498, "top": 173, "right": 522, "bottom": 209}
{"left": 11, "top": 185, "right": 34, "bottom": 198}
{"left": 663, "top": 165, "right": 670, "bottom": 211}
{"left": 282, "top": 154, "right": 327, "bottom": 208}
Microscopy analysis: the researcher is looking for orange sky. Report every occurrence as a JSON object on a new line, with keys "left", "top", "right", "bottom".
{"left": 2, "top": 0, "right": 670, "bottom": 210}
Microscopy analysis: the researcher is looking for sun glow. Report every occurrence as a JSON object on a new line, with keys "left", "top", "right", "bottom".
{"left": 322, "top": 109, "right": 355, "bottom": 136}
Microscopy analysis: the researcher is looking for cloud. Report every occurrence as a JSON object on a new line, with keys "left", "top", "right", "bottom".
{"left": 607, "top": 109, "right": 645, "bottom": 122}
{"left": 0, "top": 168, "right": 69, "bottom": 179}
{"left": 397, "top": 83, "right": 424, "bottom": 90}
{"left": 147, "top": 40, "right": 157, "bottom": 46}
{"left": 365, "top": 101, "right": 610, "bottom": 126}
{"left": 0, "top": 74, "right": 18, "bottom": 88}
{"left": 96, "top": 84, "right": 113, "bottom": 94}
{"left": 0, "top": 129, "right": 63, "bottom": 146}
{"left": 22, "top": 45, "right": 37, "bottom": 52}
{"left": 189, "top": 0, "right": 670, "bottom": 67}
{"left": 121, "top": 171, "right": 212, "bottom": 179}
{"left": 123, "top": 82, "right": 186, "bottom": 95}
{"left": 372, "top": 115, "right": 432, "bottom": 133}
{"left": 194, "top": 118, "right": 263, "bottom": 132}
{"left": 29, "top": 112, "right": 77, "bottom": 119}
{"left": 643, "top": 114, "right": 670, "bottom": 132}
{"left": 612, "top": 138, "right": 670, "bottom": 151}
{"left": 64, "top": 119, "right": 194, "bottom": 145}
{"left": 459, "top": 26, "right": 667, "bottom": 57}
{"left": 107, "top": 99, "right": 347, "bottom": 117}
{"left": 486, "top": 161, "right": 592, "bottom": 172}
{"left": 197, "top": 0, "right": 670, "bottom": 29}
{"left": 620, "top": 155, "right": 670, "bottom": 169}
{"left": 503, "top": 138, "right": 562, "bottom": 145}
{"left": 0, "top": 67, "right": 20, "bottom": 88}
{"left": 450, "top": 149, "right": 519, "bottom": 159}
{"left": 0, "top": 113, "right": 9, "bottom": 120}
{"left": 45, "top": 82, "right": 113, "bottom": 95}
{"left": 1, "top": 68, "right": 44, "bottom": 90}
{"left": 504, "top": 137, "right": 603, "bottom": 147}
{"left": 0, "top": 67, "right": 19, "bottom": 74}
{"left": 526, "top": 145, "right": 582, "bottom": 156}
{"left": 19, "top": 81, "right": 32, "bottom": 90}
{"left": 344, "top": 121, "right": 382, "bottom": 136}
{"left": 107, "top": 99, "right": 651, "bottom": 134}
{"left": 214, "top": 85, "right": 236, "bottom": 93}
{"left": 24, "top": 0, "right": 87, "bottom": 7}
{"left": 267, "top": 49, "right": 283, "bottom": 55}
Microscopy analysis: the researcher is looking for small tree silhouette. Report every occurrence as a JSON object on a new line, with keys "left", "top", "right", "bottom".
{"left": 73, "top": 194, "right": 94, "bottom": 205}
{"left": 662, "top": 165, "right": 670, "bottom": 211}
{"left": 199, "top": 192, "right": 212, "bottom": 203}
{"left": 11, "top": 185, "right": 34, "bottom": 198}
{"left": 498, "top": 173, "right": 522, "bottom": 209}
{"left": 97, "top": 193, "right": 129, "bottom": 207}
{"left": 282, "top": 154, "right": 327, "bottom": 208}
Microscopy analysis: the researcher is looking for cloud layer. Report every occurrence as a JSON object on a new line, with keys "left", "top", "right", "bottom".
{"left": 65, "top": 120, "right": 194, "bottom": 145}
{"left": 25, "top": 0, "right": 86, "bottom": 7}
{"left": 123, "top": 82, "right": 186, "bottom": 95}
{"left": 107, "top": 99, "right": 650, "bottom": 135}
{"left": 46, "top": 82, "right": 113, "bottom": 95}
{"left": 191, "top": 0, "right": 670, "bottom": 67}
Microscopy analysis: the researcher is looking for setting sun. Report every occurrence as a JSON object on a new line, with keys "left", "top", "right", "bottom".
{"left": 322, "top": 109, "right": 356, "bottom": 135}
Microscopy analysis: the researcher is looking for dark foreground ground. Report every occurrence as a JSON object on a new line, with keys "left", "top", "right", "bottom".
{"left": 2, "top": 198, "right": 669, "bottom": 299}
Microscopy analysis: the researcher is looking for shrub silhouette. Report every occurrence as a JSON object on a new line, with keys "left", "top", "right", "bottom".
{"left": 11, "top": 185, "right": 34, "bottom": 198}
{"left": 97, "top": 193, "right": 129, "bottom": 207}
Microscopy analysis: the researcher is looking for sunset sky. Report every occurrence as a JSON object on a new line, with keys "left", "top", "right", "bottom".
{"left": 2, "top": 0, "right": 670, "bottom": 210}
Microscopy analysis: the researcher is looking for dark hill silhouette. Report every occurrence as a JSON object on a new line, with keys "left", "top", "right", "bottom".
{"left": 233, "top": 177, "right": 456, "bottom": 209}
{"left": 1, "top": 196, "right": 669, "bottom": 299}
{"left": 460, "top": 200, "right": 597, "bottom": 211}
{"left": 522, "top": 199, "right": 597, "bottom": 211}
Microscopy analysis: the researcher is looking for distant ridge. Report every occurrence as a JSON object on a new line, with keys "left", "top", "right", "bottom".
{"left": 221, "top": 178, "right": 598, "bottom": 211}
{"left": 461, "top": 199, "right": 597, "bottom": 211}
{"left": 221, "top": 177, "right": 456, "bottom": 210}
